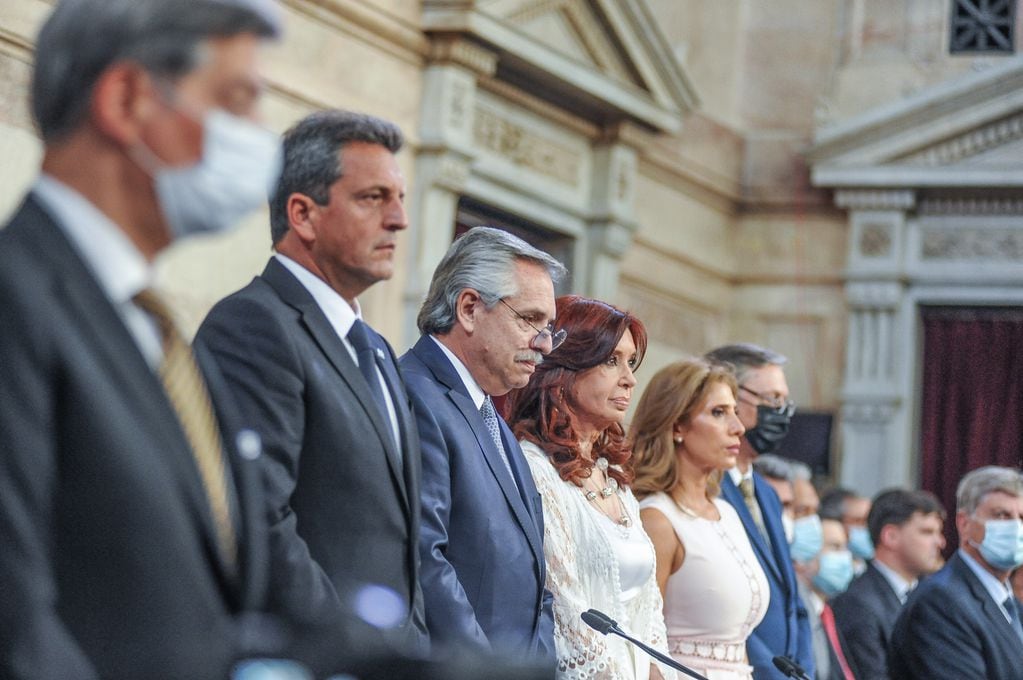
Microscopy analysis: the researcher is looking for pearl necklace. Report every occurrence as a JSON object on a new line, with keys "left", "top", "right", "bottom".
{"left": 583, "top": 457, "right": 632, "bottom": 529}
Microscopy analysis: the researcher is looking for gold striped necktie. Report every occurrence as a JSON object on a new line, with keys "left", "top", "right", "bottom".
{"left": 134, "top": 289, "right": 237, "bottom": 569}
{"left": 739, "top": 477, "right": 769, "bottom": 543}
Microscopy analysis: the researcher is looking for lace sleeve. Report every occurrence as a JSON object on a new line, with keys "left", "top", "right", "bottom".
{"left": 523, "top": 446, "right": 621, "bottom": 679}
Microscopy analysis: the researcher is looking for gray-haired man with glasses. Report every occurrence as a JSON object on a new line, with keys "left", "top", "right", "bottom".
{"left": 400, "top": 227, "right": 565, "bottom": 660}
{"left": 705, "top": 343, "right": 814, "bottom": 680}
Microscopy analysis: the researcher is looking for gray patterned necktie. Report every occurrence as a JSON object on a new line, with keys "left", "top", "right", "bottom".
{"left": 479, "top": 395, "right": 515, "bottom": 481}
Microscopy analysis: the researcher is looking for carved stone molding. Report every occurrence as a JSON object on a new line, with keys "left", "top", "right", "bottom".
{"left": 473, "top": 106, "right": 582, "bottom": 186}
{"left": 835, "top": 189, "right": 915, "bottom": 211}
{"left": 589, "top": 220, "right": 636, "bottom": 257}
{"left": 919, "top": 197, "right": 1023, "bottom": 215}
{"left": 896, "top": 112, "right": 1023, "bottom": 166}
{"left": 921, "top": 227, "right": 1023, "bottom": 261}
{"left": 846, "top": 281, "right": 902, "bottom": 308}
{"left": 841, "top": 400, "right": 898, "bottom": 424}
{"left": 428, "top": 37, "right": 498, "bottom": 77}
{"left": 859, "top": 223, "right": 893, "bottom": 257}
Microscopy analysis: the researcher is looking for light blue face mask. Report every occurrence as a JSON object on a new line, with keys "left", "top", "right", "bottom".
{"left": 973, "top": 518, "right": 1023, "bottom": 571}
{"left": 848, "top": 525, "right": 875, "bottom": 560}
{"left": 133, "top": 109, "right": 282, "bottom": 240}
{"left": 789, "top": 514, "right": 823, "bottom": 562}
{"left": 813, "top": 549, "right": 854, "bottom": 597}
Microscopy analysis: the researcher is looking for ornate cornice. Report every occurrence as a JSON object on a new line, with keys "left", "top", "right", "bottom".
{"left": 896, "top": 112, "right": 1023, "bottom": 166}
{"left": 835, "top": 189, "right": 915, "bottom": 211}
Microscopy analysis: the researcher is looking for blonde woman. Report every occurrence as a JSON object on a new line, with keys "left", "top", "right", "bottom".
{"left": 631, "top": 359, "right": 769, "bottom": 680}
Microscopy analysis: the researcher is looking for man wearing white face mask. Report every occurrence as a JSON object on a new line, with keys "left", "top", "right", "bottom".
{"left": 890, "top": 466, "right": 1023, "bottom": 680}
{"left": 0, "top": 1, "right": 284, "bottom": 679}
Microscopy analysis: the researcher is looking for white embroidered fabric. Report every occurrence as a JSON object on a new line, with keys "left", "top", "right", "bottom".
{"left": 638, "top": 493, "right": 769, "bottom": 680}
{"left": 522, "top": 441, "right": 676, "bottom": 680}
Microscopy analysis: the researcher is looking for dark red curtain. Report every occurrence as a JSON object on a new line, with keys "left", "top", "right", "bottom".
{"left": 919, "top": 306, "right": 1023, "bottom": 556}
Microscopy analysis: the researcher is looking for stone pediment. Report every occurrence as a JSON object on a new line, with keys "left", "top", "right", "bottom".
{"left": 422, "top": 0, "right": 697, "bottom": 133}
{"left": 808, "top": 56, "right": 1023, "bottom": 188}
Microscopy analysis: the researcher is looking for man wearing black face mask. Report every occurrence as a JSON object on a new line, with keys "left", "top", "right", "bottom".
{"left": 704, "top": 344, "right": 812, "bottom": 680}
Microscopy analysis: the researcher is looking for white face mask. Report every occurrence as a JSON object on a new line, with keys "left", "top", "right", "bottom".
{"left": 134, "top": 108, "right": 282, "bottom": 239}
{"left": 781, "top": 512, "right": 795, "bottom": 545}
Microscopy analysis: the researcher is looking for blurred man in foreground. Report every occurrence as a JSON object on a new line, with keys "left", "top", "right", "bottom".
{"left": 0, "top": 1, "right": 284, "bottom": 678}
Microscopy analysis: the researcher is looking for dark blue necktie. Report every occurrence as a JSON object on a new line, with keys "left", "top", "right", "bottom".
{"left": 1004, "top": 597, "right": 1023, "bottom": 643}
{"left": 347, "top": 319, "right": 389, "bottom": 424}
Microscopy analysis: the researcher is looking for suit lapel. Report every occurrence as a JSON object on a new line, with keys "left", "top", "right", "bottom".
{"left": 954, "top": 554, "right": 1023, "bottom": 651}
{"left": 26, "top": 201, "right": 236, "bottom": 584}
{"left": 721, "top": 475, "right": 784, "bottom": 583}
{"left": 413, "top": 337, "right": 541, "bottom": 558}
{"left": 261, "top": 260, "right": 409, "bottom": 509}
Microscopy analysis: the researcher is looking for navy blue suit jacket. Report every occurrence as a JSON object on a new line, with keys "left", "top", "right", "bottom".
{"left": 720, "top": 473, "right": 814, "bottom": 680}
{"left": 400, "top": 336, "right": 555, "bottom": 658}
{"left": 889, "top": 551, "right": 1023, "bottom": 680}
{"left": 831, "top": 560, "right": 903, "bottom": 679}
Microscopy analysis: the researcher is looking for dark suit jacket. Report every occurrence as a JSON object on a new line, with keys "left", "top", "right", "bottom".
{"left": 196, "top": 258, "right": 427, "bottom": 652}
{"left": 720, "top": 473, "right": 815, "bottom": 680}
{"left": 888, "top": 551, "right": 1023, "bottom": 680}
{"left": 831, "top": 560, "right": 903, "bottom": 679}
{"left": 399, "top": 336, "right": 555, "bottom": 657}
{"left": 0, "top": 196, "right": 270, "bottom": 680}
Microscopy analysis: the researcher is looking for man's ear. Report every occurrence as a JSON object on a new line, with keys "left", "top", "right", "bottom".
{"left": 286, "top": 193, "right": 319, "bottom": 244}
{"left": 89, "top": 63, "right": 158, "bottom": 146}
{"left": 454, "top": 289, "right": 482, "bottom": 333}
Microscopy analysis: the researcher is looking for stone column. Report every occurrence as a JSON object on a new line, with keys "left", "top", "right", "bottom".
{"left": 835, "top": 189, "right": 915, "bottom": 493}
{"left": 585, "top": 130, "right": 639, "bottom": 302}
{"left": 403, "top": 37, "right": 497, "bottom": 343}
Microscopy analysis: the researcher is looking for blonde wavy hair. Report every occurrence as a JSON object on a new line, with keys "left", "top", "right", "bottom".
{"left": 629, "top": 357, "right": 738, "bottom": 500}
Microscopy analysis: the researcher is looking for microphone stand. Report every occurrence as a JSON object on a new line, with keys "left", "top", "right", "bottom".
{"left": 581, "top": 610, "right": 709, "bottom": 680}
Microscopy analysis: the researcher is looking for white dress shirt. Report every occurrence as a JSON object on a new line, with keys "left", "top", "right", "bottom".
{"left": 275, "top": 253, "right": 400, "bottom": 448}
{"left": 32, "top": 175, "right": 162, "bottom": 368}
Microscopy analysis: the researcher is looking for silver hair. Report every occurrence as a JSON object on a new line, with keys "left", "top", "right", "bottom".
{"left": 956, "top": 465, "right": 1023, "bottom": 515}
{"left": 704, "top": 343, "right": 788, "bottom": 385}
{"left": 752, "top": 454, "right": 794, "bottom": 482}
{"left": 788, "top": 460, "right": 813, "bottom": 483}
{"left": 270, "top": 109, "right": 404, "bottom": 244}
{"left": 417, "top": 227, "right": 567, "bottom": 335}
{"left": 32, "top": 0, "right": 281, "bottom": 142}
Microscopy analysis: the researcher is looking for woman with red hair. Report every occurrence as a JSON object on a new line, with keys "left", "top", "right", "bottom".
{"left": 506, "top": 295, "right": 672, "bottom": 680}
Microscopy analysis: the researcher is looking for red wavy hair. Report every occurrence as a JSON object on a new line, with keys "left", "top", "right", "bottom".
{"left": 505, "top": 295, "right": 647, "bottom": 488}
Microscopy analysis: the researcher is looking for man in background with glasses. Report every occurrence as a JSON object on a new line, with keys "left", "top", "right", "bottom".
{"left": 401, "top": 226, "right": 565, "bottom": 660}
{"left": 705, "top": 343, "right": 814, "bottom": 680}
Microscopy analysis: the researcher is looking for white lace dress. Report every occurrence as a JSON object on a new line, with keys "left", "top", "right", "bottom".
{"left": 638, "top": 493, "right": 769, "bottom": 680}
{"left": 522, "top": 441, "right": 675, "bottom": 680}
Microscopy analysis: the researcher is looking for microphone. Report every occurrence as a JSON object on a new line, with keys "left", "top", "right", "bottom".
{"left": 580, "top": 609, "right": 615, "bottom": 635}
{"left": 581, "top": 609, "right": 709, "bottom": 680}
{"left": 772, "top": 656, "right": 812, "bottom": 680}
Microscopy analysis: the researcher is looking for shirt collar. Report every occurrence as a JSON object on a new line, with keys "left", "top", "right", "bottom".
{"left": 728, "top": 466, "right": 753, "bottom": 487}
{"left": 430, "top": 335, "right": 486, "bottom": 410}
{"left": 959, "top": 549, "right": 1013, "bottom": 605}
{"left": 872, "top": 558, "right": 916, "bottom": 602}
{"left": 274, "top": 253, "right": 361, "bottom": 339}
{"left": 32, "top": 174, "right": 151, "bottom": 305}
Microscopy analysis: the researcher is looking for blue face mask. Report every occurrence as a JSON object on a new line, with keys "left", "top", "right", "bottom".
{"left": 848, "top": 525, "right": 875, "bottom": 560}
{"left": 813, "top": 550, "right": 854, "bottom": 597}
{"left": 974, "top": 519, "right": 1023, "bottom": 571}
{"left": 789, "top": 514, "right": 823, "bottom": 562}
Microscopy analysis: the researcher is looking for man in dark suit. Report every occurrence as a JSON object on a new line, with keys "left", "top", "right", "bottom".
{"left": 705, "top": 344, "right": 814, "bottom": 680}
{"left": 0, "top": 2, "right": 284, "bottom": 678}
{"left": 889, "top": 466, "right": 1023, "bottom": 680}
{"left": 832, "top": 488, "right": 945, "bottom": 679}
{"left": 400, "top": 227, "right": 563, "bottom": 658}
{"left": 197, "top": 110, "right": 428, "bottom": 653}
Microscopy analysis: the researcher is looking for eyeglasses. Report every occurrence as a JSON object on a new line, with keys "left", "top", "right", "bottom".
{"left": 498, "top": 298, "right": 567, "bottom": 351}
{"left": 739, "top": 385, "right": 795, "bottom": 416}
